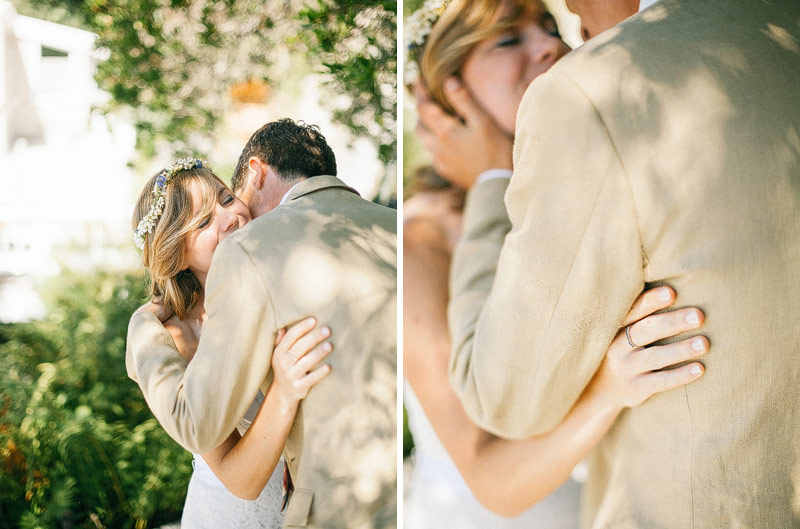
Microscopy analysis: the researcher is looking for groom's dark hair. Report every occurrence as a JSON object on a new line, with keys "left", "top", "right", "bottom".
{"left": 231, "top": 118, "right": 337, "bottom": 192}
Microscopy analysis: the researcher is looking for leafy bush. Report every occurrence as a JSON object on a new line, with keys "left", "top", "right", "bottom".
{"left": 0, "top": 268, "right": 191, "bottom": 529}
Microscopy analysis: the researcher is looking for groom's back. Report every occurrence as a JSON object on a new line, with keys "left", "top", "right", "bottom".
{"left": 235, "top": 176, "right": 396, "bottom": 528}
{"left": 557, "top": 0, "right": 800, "bottom": 527}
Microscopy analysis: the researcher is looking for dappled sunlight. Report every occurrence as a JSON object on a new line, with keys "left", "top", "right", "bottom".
{"left": 230, "top": 186, "right": 397, "bottom": 527}
{"left": 565, "top": 3, "right": 800, "bottom": 267}
{"left": 296, "top": 335, "right": 396, "bottom": 527}
{"left": 283, "top": 246, "right": 346, "bottom": 311}
{"left": 547, "top": 2, "right": 800, "bottom": 526}
{"left": 699, "top": 45, "right": 750, "bottom": 75}
{"left": 623, "top": 69, "right": 733, "bottom": 185}
{"left": 280, "top": 225, "right": 396, "bottom": 315}
{"left": 764, "top": 23, "right": 800, "bottom": 53}
{"left": 640, "top": 3, "right": 668, "bottom": 23}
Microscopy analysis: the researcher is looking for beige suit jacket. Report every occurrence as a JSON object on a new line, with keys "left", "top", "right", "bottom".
{"left": 448, "top": 0, "right": 800, "bottom": 527}
{"left": 127, "top": 176, "right": 397, "bottom": 529}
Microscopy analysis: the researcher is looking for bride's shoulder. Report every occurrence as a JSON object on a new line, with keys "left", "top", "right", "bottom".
{"left": 130, "top": 300, "right": 196, "bottom": 361}
{"left": 128, "top": 302, "right": 173, "bottom": 347}
{"left": 125, "top": 303, "right": 187, "bottom": 382}
{"left": 404, "top": 189, "right": 464, "bottom": 254}
{"left": 132, "top": 300, "right": 172, "bottom": 322}
{"left": 127, "top": 304, "right": 191, "bottom": 360}
{"left": 128, "top": 302, "right": 174, "bottom": 346}
{"left": 126, "top": 302, "right": 178, "bottom": 371}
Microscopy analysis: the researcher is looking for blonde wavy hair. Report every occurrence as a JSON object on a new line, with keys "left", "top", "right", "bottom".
{"left": 413, "top": 0, "right": 546, "bottom": 115}
{"left": 132, "top": 166, "right": 221, "bottom": 319}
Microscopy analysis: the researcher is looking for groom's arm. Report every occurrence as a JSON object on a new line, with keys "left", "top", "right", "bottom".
{"left": 128, "top": 237, "right": 277, "bottom": 453}
{"left": 448, "top": 70, "right": 645, "bottom": 439}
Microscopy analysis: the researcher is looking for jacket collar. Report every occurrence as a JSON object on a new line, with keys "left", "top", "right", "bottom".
{"left": 283, "top": 175, "right": 360, "bottom": 204}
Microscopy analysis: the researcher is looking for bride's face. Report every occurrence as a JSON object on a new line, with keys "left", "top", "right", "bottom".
{"left": 183, "top": 179, "right": 252, "bottom": 276}
{"left": 460, "top": 7, "right": 570, "bottom": 135}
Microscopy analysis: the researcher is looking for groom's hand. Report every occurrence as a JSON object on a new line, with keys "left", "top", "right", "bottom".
{"left": 414, "top": 78, "right": 513, "bottom": 189}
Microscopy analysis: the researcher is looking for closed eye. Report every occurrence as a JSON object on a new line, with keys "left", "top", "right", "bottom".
{"left": 198, "top": 216, "right": 211, "bottom": 229}
{"left": 541, "top": 13, "right": 560, "bottom": 38}
{"left": 496, "top": 33, "right": 522, "bottom": 48}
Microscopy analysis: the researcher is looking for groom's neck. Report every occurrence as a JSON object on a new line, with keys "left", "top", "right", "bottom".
{"left": 254, "top": 176, "right": 306, "bottom": 218}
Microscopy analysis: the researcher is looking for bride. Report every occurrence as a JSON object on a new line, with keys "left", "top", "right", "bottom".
{"left": 404, "top": 0, "right": 709, "bottom": 526}
{"left": 127, "top": 159, "right": 332, "bottom": 528}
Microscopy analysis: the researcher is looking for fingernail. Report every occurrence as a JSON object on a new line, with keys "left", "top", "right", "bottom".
{"left": 691, "top": 338, "right": 705, "bottom": 351}
{"left": 685, "top": 311, "right": 699, "bottom": 325}
{"left": 658, "top": 288, "right": 672, "bottom": 301}
{"left": 444, "top": 77, "right": 461, "bottom": 92}
{"left": 305, "top": 317, "right": 315, "bottom": 325}
{"left": 321, "top": 327, "right": 331, "bottom": 336}
{"left": 690, "top": 365, "right": 702, "bottom": 375}
{"left": 323, "top": 342, "right": 332, "bottom": 352}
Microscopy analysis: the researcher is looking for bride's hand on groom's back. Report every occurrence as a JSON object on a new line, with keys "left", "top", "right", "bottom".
{"left": 271, "top": 318, "right": 333, "bottom": 409}
{"left": 586, "top": 286, "right": 709, "bottom": 410}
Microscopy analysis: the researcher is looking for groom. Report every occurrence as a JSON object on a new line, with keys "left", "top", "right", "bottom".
{"left": 448, "top": 0, "right": 800, "bottom": 527}
{"left": 128, "top": 119, "right": 397, "bottom": 528}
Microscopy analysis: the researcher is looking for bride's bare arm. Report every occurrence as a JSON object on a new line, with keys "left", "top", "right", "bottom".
{"left": 136, "top": 301, "right": 332, "bottom": 499}
{"left": 200, "top": 319, "right": 332, "bottom": 500}
{"left": 405, "top": 218, "right": 708, "bottom": 517}
{"left": 454, "top": 289, "right": 706, "bottom": 516}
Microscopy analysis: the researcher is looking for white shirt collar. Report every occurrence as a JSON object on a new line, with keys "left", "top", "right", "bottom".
{"left": 639, "top": 0, "right": 659, "bottom": 12}
{"left": 279, "top": 181, "right": 303, "bottom": 206}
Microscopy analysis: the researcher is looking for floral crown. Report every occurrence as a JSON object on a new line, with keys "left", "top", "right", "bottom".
{"left": 404, "top": 0, "right": 452, "bottom": 83}
{"left": 133, "top": 157, "right": 208, "bottom": 250}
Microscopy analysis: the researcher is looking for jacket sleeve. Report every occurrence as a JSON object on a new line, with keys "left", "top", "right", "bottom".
{"left": 448, "top": 70, "right": 644, "bottom": 438}
{"left": 126, "top": 237, "right": 277, "bottom": 453}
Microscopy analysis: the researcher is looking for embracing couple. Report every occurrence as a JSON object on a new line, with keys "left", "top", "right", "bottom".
{"left": 405, "top": 0, "right": 799, "bottom": 528}
{"left": 126, "top": 119, "right": 397, "bottom": 529}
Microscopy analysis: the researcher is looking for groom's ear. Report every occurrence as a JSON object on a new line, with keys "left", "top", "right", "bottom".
{"left": 247, "top": 157, "right": 267, "bottom": 190}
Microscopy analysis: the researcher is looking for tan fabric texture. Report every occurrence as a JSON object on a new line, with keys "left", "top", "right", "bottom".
{"left": 448, "top": 0, "right": 800, "bottom": 527}
{"left": 127, "top": 176, "right": 397, "bottom": 529}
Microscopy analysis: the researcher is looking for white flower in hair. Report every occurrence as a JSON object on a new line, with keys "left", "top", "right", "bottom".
{"left": 133, "top": 157, "right": 208, "bottom": 250}
{"left": 404, "top": 0, "right": 452, "bottom": 83}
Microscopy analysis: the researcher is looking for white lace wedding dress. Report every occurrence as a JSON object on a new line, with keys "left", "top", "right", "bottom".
{"left": 181, "top": 391, "right": 285, "bottom": 529}
{"left": 404, "top": 382, "right": 581, "bottom": 529}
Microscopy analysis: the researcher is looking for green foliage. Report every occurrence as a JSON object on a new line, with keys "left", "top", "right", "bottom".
{"left": 12, "top": 0, "right": 279, "bottom": 157}
{"left": 11, "top": 0, "right": 397, "bottom": 203}
{"left": 0, "top": 268, "right": 191, "bottom": 529}
{"left": 403, "top": 405, "right": 414, "bottom": 459}
{"left": 92, "top": 0, "right": 283, "bottom": 158}
{"left": 295, "top": 0, "right": 396, "bottom": 163}
{"left": 10, "top": 0, "right": 87, "bottom": 30}
{"left": 102, "top": 0, "right": 279, "bottom": 158}
{"left": 403, "top": 0, "right": 426, "bottom": 16}
{"left": 295, "top": 0, "right": 397, "bottom": 203}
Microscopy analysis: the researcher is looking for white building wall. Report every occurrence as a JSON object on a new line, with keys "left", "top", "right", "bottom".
{"left": 0, "top": 2, "right": 136, "bottom": 322}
